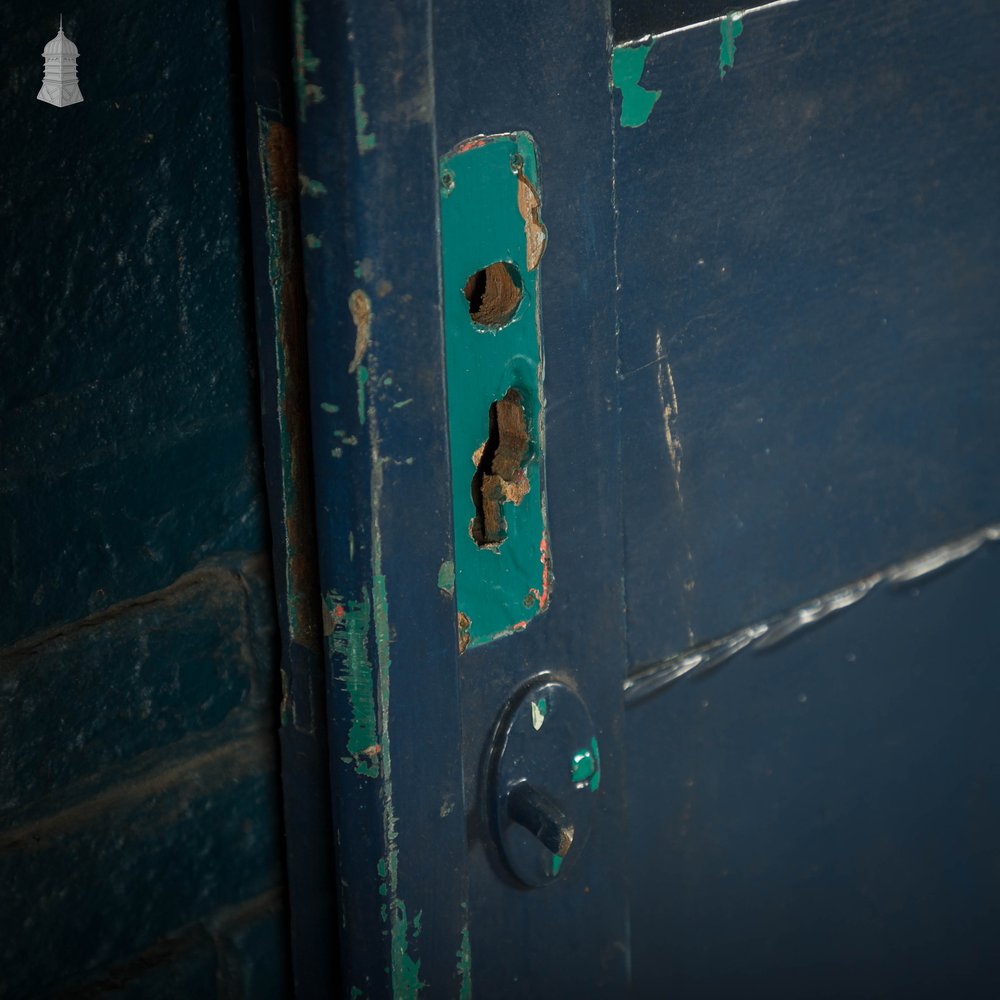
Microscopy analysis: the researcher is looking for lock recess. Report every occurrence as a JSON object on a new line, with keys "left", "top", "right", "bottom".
{"left": 439, "top": 132, "right": 551, "bottom": 652}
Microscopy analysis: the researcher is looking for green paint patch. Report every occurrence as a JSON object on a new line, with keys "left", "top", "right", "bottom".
{"left": 437, "top": 560, "right": 455, "bottom": 595}
{"left": 719, "top": 13, "right": 745, "bottom": 79}
{"left": 439, "top": 132, "right": 552, "bottom": 650}
{"left": 320, "top": 401, "right": 339, "bottom": 413}
{"left": 551, "top": 852, "right": 563, "bottom": 876}
{"left": 325, "top": 589, "right": 379, "bottom": 778}
{"left": 612, "top": 44, "right": 662, "bottom": 128}
{"left": 305, "top": 233, "right": 322, "bottom": 249}
{"left": 356, "top": 364, "right": 369, "bottom": 424}
{"left": 392, "top": 398, "right": 413, "bottom": 409}
{"left": 571, "top": 745, "right": 596, "bottom": 784}
{"left": 369, "top": 534, "right": 424, "bottom": 997}
{"left": 589, "top": 735, "right": 601, "bottom": 793}
{"left": 353, "top": 80, "right": 377, "bottom": 154}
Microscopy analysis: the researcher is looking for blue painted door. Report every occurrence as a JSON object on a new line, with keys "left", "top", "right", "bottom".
{"left": 272, "top": 0, "right": 1000, "bottom": 996}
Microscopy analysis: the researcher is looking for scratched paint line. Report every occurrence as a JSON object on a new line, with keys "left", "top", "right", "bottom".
{"left": 621, "top": 0, "right": 800, "bottom": 47}
{"left": 652, "top": 330, "right": 696, "bottom": 645}
{"left": 624, "top": 522, "right": 1000, "bottom": 706}
{"left": 455, "top": 915, "right": 472, "bottom": 1000}
{"left": 365, "top": 316, "right": 424, "bottom": 993}
{"left": 654, "top": 330, "right": 682, "bottom": 478}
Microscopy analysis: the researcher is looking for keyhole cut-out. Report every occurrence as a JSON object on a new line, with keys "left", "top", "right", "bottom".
{"left": 463, "top": 262, "right": 523, "bottom": 328}
{"left": 471, "top": 388, "right": 530, "bottom": 547}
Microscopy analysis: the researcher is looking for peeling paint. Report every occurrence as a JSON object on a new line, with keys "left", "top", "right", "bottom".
{"left": 348, "top": 290, "right": 372, "bottom": 426}
{"left": 257, "top": 114, "right": 321, "bottom": 656}
{"left": 456, "top": 611, "right": 471, "bottom": 654}
{"left": 320, "top": 402, "right": 339, "bottom": 414}
{"left": 348, "top": 289, "right": 372, "bottom": 374}
{"left": 370, "top": 521, "right": 425, "bottom": 995}
{"left": 719, "top": 13, "right": 745, "bottom": 78}
{"left": 353, "top": 78, "right": 377, "bottom": 154}
{"left": 325, "top": 589, "right": 378, "bottom": 778}
{"left": 456, "top": 919, "right": 472, "bottom": 1000}
{"left": 515, "top": 165, "right": 547, "bottom": 271}
{"left": 292, "top": 0, "right": 323, "bottom": 122}
{"left": 531, "top": 697, "right": 547, "bottom": 731}
{"left": 437, "top": 560, "right": 455, "bottom": 595}
{"left": 612, "top": 44, "right": 662, "bottom": 128}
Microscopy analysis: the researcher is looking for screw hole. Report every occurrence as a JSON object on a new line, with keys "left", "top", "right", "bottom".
{"left": 463, "top": 262, "right": 523, "bottom": 329}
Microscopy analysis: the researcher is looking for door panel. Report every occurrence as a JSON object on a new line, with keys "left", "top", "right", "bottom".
{"left": 615, "top": 2, "right": 1000, "bottom": 996}
{"left": 614, "top": 0, "right": 1000, "bottom": 669}
{"left": 627, "top": 544, "right": 1000, "bottom": 998}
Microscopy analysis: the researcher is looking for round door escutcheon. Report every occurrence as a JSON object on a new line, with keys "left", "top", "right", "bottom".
{"left": 488, "top": 678, "right": 601, "bottom": 887}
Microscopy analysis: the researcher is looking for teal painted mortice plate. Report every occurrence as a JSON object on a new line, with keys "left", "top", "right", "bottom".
{"left": 439, "top": 132, "right": 551, "bottom": 651}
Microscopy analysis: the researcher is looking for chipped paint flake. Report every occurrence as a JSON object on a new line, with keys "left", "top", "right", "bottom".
{"left": 457, "top": 611, "right": 471, "bottom": 654}
{"left": 719, "top": 12, "right": 745, "bottom": 78}
{"left": 325, "top": 589, "right": 379, "bottom": 778}
{"left": 437, "top": 560, "right": 455, "bottom": 595}
{"left": 515, "top": 166, "right": 547, "bottom": 271}
{"left": 531, "top": 697, "right": 547, "bottom": 731}
{"left": 612, "top": 44, "right": 662, "bottom": 128}
{"left": 348, "top": 289, "right": 372, "bottom": 425}
{"left": 305, "top": 233, "right": 322, "bottom": 249}
{"left": 348, "top": 289, "right": 372, "bottom": 374}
